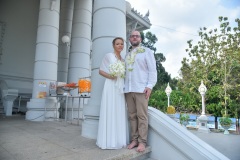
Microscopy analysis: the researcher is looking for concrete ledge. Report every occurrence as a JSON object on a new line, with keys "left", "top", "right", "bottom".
{"left": 107, "top": 146, "right": 151, "bottom": 160}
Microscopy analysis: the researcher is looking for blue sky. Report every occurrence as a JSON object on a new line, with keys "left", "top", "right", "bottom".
{"left": 126, "top": 0, "right": 240, "bottom": 78}
{"left": 220, "top": 0, "right": 240, "bottom": 8}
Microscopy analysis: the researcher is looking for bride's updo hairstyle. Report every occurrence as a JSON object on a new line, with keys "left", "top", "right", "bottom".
{"left": 112, "top": 37, "right": 124, "bottom": 45}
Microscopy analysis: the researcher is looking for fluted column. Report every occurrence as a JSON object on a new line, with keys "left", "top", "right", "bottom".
{"left": 82, "top": 0, "right": 126, "bottom": 139}
{"left": 26, "top": 0, "right": 60, "bottom": 121}
{"left": 58, "top": 0, "right": 74, "bottom": 82}
{"left": 66, "top": 0, "right": 92, "bottom": 120}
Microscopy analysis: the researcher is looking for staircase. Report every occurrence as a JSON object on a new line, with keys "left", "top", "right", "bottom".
{"left": 106, "top": 146, "right": 152, "bottom": 160}
{"left": 105, "top": 146, "right": 154, "bottom": 160}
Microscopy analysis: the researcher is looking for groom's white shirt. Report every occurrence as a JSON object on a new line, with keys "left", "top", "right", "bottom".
{"left": 124, "top": 46, "right": 157, "bottom": 93}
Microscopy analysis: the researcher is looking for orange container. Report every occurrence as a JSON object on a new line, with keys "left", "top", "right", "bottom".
{"left": 78, "top": 79, "right": 91, "bottom": 93}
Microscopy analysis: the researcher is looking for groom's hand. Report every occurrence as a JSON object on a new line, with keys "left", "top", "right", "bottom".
{"left": 144, "top": 87, "right": 152, "bottom": 99}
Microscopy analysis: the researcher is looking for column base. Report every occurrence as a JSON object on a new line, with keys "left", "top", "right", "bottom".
{"left": 3, "top": 95, "right": 18, "bottom": 116}
{"left": 81, "top": 103, "right": 100, "bottom": 139}
{"left": 3, "top": 100, "right": 14, "bottom": 116}
{"left": 25, "top": 98, "right": 59, "bottom": 121}
{"left": 26, "top": 110, "right": 45, "bottom": 121}
{"left": 82, "top": 117, "right": 98, "bottom": 139}
{"left": 197, "top": 114, "right": 210, "bottom": 133}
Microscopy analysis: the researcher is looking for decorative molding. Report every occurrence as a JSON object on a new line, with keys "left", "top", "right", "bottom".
{"left": 131, "top": 8, "right": 150, "bottom": 23}
{"left": 0, "top": 21, "right": 6, "bottom": 64}
{"left": 0, "top": 72, "right": 33, "bottom": 82}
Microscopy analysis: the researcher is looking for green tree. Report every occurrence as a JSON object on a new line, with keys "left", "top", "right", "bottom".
{"left": 141, "top": 31, "right": 157, "bottom": 53}
{"left": 140, "top": 31, "right": 171, "bottom": 90}
{"left": 180, "top": 17, "right": 240, "bottom": 121}
{"left": 149, "top": 90, "right": 167, "bottom": 111}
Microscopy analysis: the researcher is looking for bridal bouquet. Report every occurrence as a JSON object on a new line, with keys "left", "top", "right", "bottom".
{"left": 109, "top": 60, "right": 125, "bottom": 78}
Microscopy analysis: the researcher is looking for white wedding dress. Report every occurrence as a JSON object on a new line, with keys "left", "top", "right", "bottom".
{"left": 96, "top": 53, "right": 129, "bottom": 149}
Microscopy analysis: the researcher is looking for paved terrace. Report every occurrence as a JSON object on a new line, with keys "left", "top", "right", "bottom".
{"left": 0, "top": 114, "right": 240, "bottom": 160}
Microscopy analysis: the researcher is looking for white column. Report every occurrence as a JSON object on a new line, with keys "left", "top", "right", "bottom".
{"left": 168, "top": 96, "right": 170, "bottom": 107}
{"left": 201, "top": 95, "right": 205, "bottom": 115}
{"left": 82, "top": 0, "right": 126, "bottom": 139}
{"left": 66, "top": 0, "right": 92, "bottom": 120}
{"left": 58, "top": 0, "right": 74, "bottom": 82}
{"left": 26, "top": 0, "right": 60, "bottom": 121}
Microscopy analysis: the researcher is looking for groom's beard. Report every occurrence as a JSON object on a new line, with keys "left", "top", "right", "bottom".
{"left": 131, "top": 42, "right": 140, "bottom": 47}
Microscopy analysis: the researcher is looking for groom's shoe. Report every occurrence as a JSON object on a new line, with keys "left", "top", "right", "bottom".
{"left": 127, "top": 141, "right": 138, "bottom": 149}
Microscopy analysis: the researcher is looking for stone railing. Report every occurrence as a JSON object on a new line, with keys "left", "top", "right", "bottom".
{"left": 147, "top": 107, "right": 229, "bottom": 160}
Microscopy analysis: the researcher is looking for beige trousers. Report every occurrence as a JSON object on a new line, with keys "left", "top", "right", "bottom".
{"left": 125, "top": 92, "right": 149, "bottom": 146}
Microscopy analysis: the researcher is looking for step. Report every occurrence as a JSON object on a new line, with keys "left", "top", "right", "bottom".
{"left": 107, "top": 146, "right": 151, "bottom": 160}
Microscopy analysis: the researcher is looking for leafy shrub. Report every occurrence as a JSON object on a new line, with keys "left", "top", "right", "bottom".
{"left": 219, "top": 117, "right": 232, "bottom": 126}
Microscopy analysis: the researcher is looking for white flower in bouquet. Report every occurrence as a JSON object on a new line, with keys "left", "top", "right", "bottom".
{"left": 109, "top": 60, "right": 125, "bottom": 78}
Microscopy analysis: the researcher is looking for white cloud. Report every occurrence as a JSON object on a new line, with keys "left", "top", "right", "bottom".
{"left": 126, "top": 0, "right": 240, "bottom": 78}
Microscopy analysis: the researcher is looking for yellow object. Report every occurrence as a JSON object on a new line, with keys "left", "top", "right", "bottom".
{"left": 37, "top": 92, "right": 46, "bottom": 98}
{"left": 167, "top": 105, "right": 176, "bottom": 114}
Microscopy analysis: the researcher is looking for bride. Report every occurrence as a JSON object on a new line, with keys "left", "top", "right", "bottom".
{"left": 96, "top": 37, "right": 129, "bottom": 149}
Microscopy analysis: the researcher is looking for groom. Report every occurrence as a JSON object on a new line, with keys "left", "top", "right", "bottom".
{"left": 124, "top": 30, "right": 157, "bottom": 152}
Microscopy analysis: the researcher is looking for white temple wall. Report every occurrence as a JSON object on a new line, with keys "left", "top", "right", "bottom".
{"left": 0, "top": 0, "right": 39, "bottom": 93}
